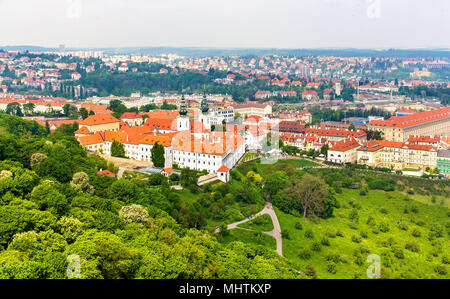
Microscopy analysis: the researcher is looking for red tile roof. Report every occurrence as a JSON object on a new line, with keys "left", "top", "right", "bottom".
{"left": 97, "top": 170, "right": 115, "bottom": 177}
{"left": 120, "top": 112, "right": 142, "bottom": 119}
{"left": 80, "top": 114, "right": 120, "bottom": 126}
{"left": 217, "top": 165, "right": 230, "bottom": 172}
{"left": 329, "top": 138, "right": 360, "bottom": 152}
{"left": 370, "top": 107, "right": 450, "bottom": 128}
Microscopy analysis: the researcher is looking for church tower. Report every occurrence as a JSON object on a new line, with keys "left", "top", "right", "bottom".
{"left": 199, "top": 85, "right": 211, "bottom": 130}
{"left": 177, "top": 87, "right": 190, "bottom": 132}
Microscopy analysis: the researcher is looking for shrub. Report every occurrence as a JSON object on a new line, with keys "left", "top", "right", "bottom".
{"left": 392, "top": 246, "right": 405, "bottom": 259}
{"left": 359, "top": 242, "right": 370, "bottom": 254}
{"left": 305, "top": 264, "right": 317, "bottom": 279}
{"left": 398, "top": 221, "right": 408, "bottom": 231}
{"left": 304, "top": 229, "right": 314, "bottom": 239}
{"left": 351, "top": 235, "right": 362, "bottom": 243}
{"left": 366, "top": 216, "right": 376, "bottom": 226}
{"left": 311, "top": 241, "right": 322, "bottom": 252}
{"left": 411, "top": 227, "right": 422, "bottom": 237}
{"left": 349, "top": 209, "right": 359, "bottom": 223}
{"left": 327, "top": 261, "right": 337, "bottom": 274}
{"left": 405, "top": 241, "right": 420, "bottom": 253}
{"left": 294, "top": 221, "right": 303, "bottom": 230}
{"left": 326, "top": 229, "right": 336, "bottom": 238}
{"left": 298, "top": 248, "right": 312, "bottom": 260}
{"left": 380, "top": 207, "right": 388, "bottom": 214}
{"left": 434, "top": 264, "right": 447, "bottom": 276}
{"left": 326, "top": 252, "right": 341, "bottom": 264}
{"left": 282, "top": 229, "right": 291, "bottom": 240}
{"left": 379, "top": 222, "right": 390, "bottom": 233}
{"left": 321, "top": 237, "right": 331, "bottom": 246}
{"left": 359, "top": 230, "right": 368, "bottom": 238}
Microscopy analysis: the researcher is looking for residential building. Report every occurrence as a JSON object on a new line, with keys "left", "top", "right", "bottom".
{"left": 327, "top": 138, "right": 361, "bottom": 164}
{"left": 368, "top": 107, "right": 450, "bottom": 142}
{"left": 437, "top": 150, "right": 450, "bottom": 177}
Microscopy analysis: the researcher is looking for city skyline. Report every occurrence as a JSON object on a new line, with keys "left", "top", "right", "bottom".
{"left": 0, "top": 0, "right": 449, "bottom": 49}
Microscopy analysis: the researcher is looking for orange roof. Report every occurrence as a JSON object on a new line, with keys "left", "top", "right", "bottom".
{"left": 329, "top": 138, "right": 360, "bottom": 152}
{"left": 370, "top": 107, "right": 450, "bottom": 128}
{"left": 163, "top": 168, "right": 173, "bottom": 174}
{"left": 358, "top": 140, "right": 404, "bottom": 152}
{"left": 97, "top": 170, "right": 115, "bottom": 177}
{"left": 74, "top": 126, "right": 92, "bottom": 135}
{"left": 139, "top": 132, "right": 178, "bottom": 147}
{"left": 404, "top": 144, "right": 436, "bottom": 151}
{"left": 217, "top": 165, "right": 230, "bottom": 172}
{"left": 145, "top": 118, "right": 178, "bottom": 131}
{"left": 408, "top": 135, "right": 440, "bottom": 143}
{"left": 120, "top": 112, "right": 142, "bottom": 119}
{"left": 78, "top": 133, "right": 105, "bottom": 146}
{"left": 142, "top": 110, "right": 179, "bottom": 120}
{"left": 306, "top": 128, "right": 366, "bottom": 138}
{"left": 80, "top": 114, "right": 120, "bottom": 126}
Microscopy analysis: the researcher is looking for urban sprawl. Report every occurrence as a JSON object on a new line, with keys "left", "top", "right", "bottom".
{"left": 0, "top": 49, "right": 449, "bottom": 180}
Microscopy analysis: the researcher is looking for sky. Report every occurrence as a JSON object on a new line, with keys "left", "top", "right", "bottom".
{"left": 0, "top": 0, "right": 449, "bottom": 49}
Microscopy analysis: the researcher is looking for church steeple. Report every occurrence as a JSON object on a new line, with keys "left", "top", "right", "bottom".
{"left": 201, "top": 84, "right": 209, "bottom": 114}
{"left": 179, "top": 84, "right": 187, "bottom": 116}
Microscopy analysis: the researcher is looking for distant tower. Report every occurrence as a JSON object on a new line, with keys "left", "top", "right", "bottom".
{"left": 177, "top": 86, "right": 190, "bottom": 131}
{"left": 335, "top": 82, "right": 341, "bottom": 97}
{"left": 199, "top": 85, "right": 211, "bottom": 130}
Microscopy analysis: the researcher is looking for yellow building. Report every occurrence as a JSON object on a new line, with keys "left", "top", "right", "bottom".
{"left": 357, "top": 140, "right": 437, "bottom": 171}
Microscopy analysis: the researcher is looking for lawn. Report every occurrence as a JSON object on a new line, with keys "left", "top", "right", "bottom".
{"left": 175, "top": 180, "right": 266, "bottom": 229}
{"left": 237, "top": 158, "right": 319, "bottom": 176}
{"left": 217, "top": 228, "right": 276, "bottom": 250}
{"left": 276, "top": 189, "right": 450, "bottom": 279}
{"left": 238, "top": 214, "right": 274, "bottom": 232}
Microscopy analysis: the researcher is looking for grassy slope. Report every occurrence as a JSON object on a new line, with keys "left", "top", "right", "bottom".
{"left": 277, "top": 189, "right": 450, "bottom": 279}
{"left": 217, "top": 229, "right": 276, "bottom": 250}
{"left": 238, "top": 214, "right": 274, "bottom": 232}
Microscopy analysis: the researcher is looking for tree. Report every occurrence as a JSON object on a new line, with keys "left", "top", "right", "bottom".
{"left": 161, "top": 101, "right": 177, "bottom": 110}
{"left": 263, "top": 171, "right": 289, "bottom": 197}
{"left": 111, "top": 140, "right": 126, "bottom": 158}
{"left": 6, "top": 102, "right": 23, "bottom": 116}
{"left": 22, "top": 103, "right": 35, "bottom": 116}
{"left": 180, "top": 168, "right": 198, "bottom": 188}
{"left": 70, "top": 172, "right": 94, "bottom": 194}
{"left": 79, "top": 108, "right": 89, "bottom": 120}
{"left": 320, "top": 144, "right": 329, "bottom": 156}
{"left": 281, "top": 174, "right": 329, "bottom": 219}
{"left": 151, "top": 142, "right": 165, "bottom": 168}
{"left": 348, "top": 124, "right": 356, "bottom": 131}
{"left": 30, "top": 153, "right": 47, "bottom": 167}
{"left": 119, "top": 204, "right": 149, "bottom": 224}
{"left": 63, "top": 104, "right": 78, "bottom": 119}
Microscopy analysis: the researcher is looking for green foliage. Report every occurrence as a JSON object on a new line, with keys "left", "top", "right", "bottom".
{"left": 151, "top": 142, "right": 165, "bottom": 168}
{"left": 111, "top": 140, "right": 126, "bottom": 158}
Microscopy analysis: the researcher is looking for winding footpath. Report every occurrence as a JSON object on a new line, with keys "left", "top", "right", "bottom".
{"left": 217, "top": 202, "right": 283, "bottom": 256}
